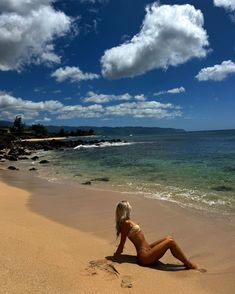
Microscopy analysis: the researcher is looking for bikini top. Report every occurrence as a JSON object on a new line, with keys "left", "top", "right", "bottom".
{"left": 128, "top": 223, "right": 141, "bottom": 236}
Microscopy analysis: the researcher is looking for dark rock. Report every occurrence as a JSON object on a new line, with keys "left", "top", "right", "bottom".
{"left": 18, "top": 156, "right": 29, "bottom": 160}
{"left": 8, "top": 148, "right": 15, "bottom": 155}
{"left": 212, "top": 185, "right": 234, "bottom": 192}
{"left": 91, "top": 177, "right": 109, "bottom": 182}
{"left": 43, "top": 146, "right": 54, "bottom": 151}
{"left": 29, "top": 167, "right": 37, "bottom": 171}
{"left": 8, "top": 166, "right": 19, "bottom": 170}
{"left": 82, "top": 181, "right": 92, "bottom": 185}
{"left": 17, "top": 148, "right": 27, "bottom": 155}
{"left": 39, "top": 160, "right": 49, "bottom": 164}
{"left": 8, "top": 155, "right": 18, "bottom": 161}
{"left": 2, "top": 138, "right": 125, "bottom": 155}
{"left": 24, "top": 151, "right": 31, "bottom": 156}
{"left": 31, "top": 156, "right": 39, "bottom": 161}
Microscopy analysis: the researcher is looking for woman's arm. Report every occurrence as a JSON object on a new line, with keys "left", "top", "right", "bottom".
{"left": 114, "top": 221, "right": 129, "bottom": 256}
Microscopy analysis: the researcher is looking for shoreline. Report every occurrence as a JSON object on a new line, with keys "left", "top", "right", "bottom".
{"left": 32, "top": 146, "right": 235, "bottom": 217}
{"left": 1, "top": 156, "right": 234, "bottom": 224}
{"left": 0, "top": 163, "right": 235, "bottom": 292}
{"left": 2, "top": 132, "right": 234, "bottom": 217}
{"left": 22, "top": 154, "right": 235, "bottom": 221}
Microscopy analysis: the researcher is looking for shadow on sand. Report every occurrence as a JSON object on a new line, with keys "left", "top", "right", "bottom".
{"left": 105, "top": 254, "right": 187, "bottom": 272}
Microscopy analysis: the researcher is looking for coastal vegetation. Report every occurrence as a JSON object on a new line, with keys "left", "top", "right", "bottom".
{"left": 0, "top": 116, "right": 95, "bottom": 142}
{"left": 0, "top": 116, "right": 120, "bottom": 163}
{"left": 0, "top": 115, "right": 185, "bottom": 164}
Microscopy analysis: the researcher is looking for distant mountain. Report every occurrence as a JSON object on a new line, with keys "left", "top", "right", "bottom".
{"left": 45, "top": 125, "right": 186, "bottom": 136}
{"left": 0, "top": 120, "right": 185, "bottom": 135}
{"left": 0, "top": 120, "right": 12, "bottom": 127}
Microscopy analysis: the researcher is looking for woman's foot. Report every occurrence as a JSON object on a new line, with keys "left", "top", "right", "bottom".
{"left": 185, "top": 261, "right": 199, "bottom": 269}
{"left": 185, "top": 260, "right": 198, "bottom": 269}
{"left": 185, "top": 261, "right": 207, "bottom": 272}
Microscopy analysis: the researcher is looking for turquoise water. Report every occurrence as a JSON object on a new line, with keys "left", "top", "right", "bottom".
{"left": 42, "top": 130, "right": 235, "bottom": 215}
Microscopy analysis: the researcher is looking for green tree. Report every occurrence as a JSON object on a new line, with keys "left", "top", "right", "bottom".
{"left": 31, "top": 124, "right": 48, "bottom": 137}
{"left": 11, "top": 116, "right": 24, "bottom": 135}
{"left": 88, "top": 128, "right": 95, "bottom": 136}
{"left": 58, "top": 128, "right": 66, "bottom": 137}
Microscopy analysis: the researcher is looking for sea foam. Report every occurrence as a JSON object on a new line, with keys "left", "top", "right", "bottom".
{"left": 74, "top": 141, "right": 134, "bottom": 149}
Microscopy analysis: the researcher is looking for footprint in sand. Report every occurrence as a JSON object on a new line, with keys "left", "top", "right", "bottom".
{"left": 86, "top": 259, "right": 134, "bottom": 288}
{"left": 121, "top": 275, "right": 133, "bottom": 288}
{"left": 198, "top": 267, "right": 207, "bottom": 273}
{"left": 87, "top": 259, "right": 120, "bottom": 277}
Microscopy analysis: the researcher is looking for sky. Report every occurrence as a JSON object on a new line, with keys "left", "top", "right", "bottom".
{"left": 0, "top": 0, "right": 235, "bottom": 131}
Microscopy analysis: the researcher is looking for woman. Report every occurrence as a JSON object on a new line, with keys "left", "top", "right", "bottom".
{"left": 114, "top": 200, "right": 199, "bottom": 270}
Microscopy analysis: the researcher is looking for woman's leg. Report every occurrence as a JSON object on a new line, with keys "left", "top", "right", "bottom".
{"left": 139, "top": 236, "right": 197, "bottom": 269}
{"left": 149, "top": 236, "right": 168, "bottom": 248}
{"left": 166, "top": 236, "right": 197, "bottom": 269}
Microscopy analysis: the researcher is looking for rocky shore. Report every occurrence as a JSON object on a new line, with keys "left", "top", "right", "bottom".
{"left": 0, "top": 137, "right": 123, "bottom": 162}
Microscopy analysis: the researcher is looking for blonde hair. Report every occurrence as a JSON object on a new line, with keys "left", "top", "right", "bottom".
{"left": 115, "top": 200, "right": 132, "bottom": 237}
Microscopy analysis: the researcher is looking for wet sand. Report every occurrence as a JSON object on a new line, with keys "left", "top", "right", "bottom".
{"left": 0, "top": 165, "right": 235, "bottom": 293}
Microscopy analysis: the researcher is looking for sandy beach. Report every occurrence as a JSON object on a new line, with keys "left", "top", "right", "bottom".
{"left": 20, "top": 137, "right": 68, "bottom": 142}
{"left": 0, "top": 165, "right": 235, "bottom": 293}
{"left": 1, "top": 0, "right": 234, "bottom": 291}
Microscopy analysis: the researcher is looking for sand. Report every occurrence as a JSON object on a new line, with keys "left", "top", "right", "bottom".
{"left": 0, "top": 166, "right": 235, "bottom": 293}
{"left": 20, "top": 137, "right": 68, "bottom": 142}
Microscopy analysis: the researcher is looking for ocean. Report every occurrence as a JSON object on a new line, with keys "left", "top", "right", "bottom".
{"left": 38, "top": 130, "right": 235, "bottom": 216}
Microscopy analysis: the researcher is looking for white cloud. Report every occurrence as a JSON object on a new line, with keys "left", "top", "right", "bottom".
{"left": 154, "top": 87, "right": 185, "bottom": 96}
{"left": 214, "top": 0, "right": 235, "bottom": 11}
{"left": 58, "top": 101, "right": 181, "bottom": 120}
{"left": 53, "top": 89, "right": 62, "bottom": 94}
{"left": 82, "top": 91, "right": 145, "bottom": 103}
{"left": 35, "top": 117, "right": 51, "bottom": 123}
{"left": 196, "top": 60, "right": 235, "bottom": 81}
{"left": 0, "top": 91, "right": 182, "bottom": 121}
{"left": 0, "top": 0, "right": 53, "bottom": 14}
{"left": 105, "top": 101, "right": 182, "bottom": 118}
{"left": 101, "top": 3, "right": 209, "bottom": 79}
{"left": 51, "top": 66, "right": 100, "bottom": 83}
{"left": 0, "top": 92, "right": 63, "bottom": 120}
{"left": 57, "top": 104, "right": 105, "bottom": 119}
{"left": 0, "top": 1, "right": 72, "bottom": 71}
{"left": 34, "top": 87, "right": 45, "bottom": 93}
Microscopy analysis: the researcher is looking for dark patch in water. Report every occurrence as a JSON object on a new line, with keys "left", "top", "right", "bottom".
{"left": 212, "top": 185, "right": 234, "bottom": 192}
{"left": 82, "top": 181, "right": 92, "bottom": 185}
{"left": 91, "top": 177, "right": 109, "bottom": 182}
{"left": 223, "top": 167, "right": 235, "bottom": 172}
{"left": 74, "top": 173, "right": 82, "bottom": 177}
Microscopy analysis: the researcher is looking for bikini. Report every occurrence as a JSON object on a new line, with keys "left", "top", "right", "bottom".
{"left": 128, "top": 224, "right": 150, "bottom": 261}
{"left": 128, "top": 223, "right": 141, "bottom": 235}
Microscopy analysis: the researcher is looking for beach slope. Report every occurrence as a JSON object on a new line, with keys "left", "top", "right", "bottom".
{"left": 0, "top": 176, "right": 234, "bottom": 293}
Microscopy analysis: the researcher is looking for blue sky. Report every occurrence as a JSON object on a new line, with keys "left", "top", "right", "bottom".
{"left": 0, "top": 0, "right": 234, "bottom": 131}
